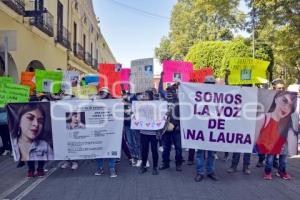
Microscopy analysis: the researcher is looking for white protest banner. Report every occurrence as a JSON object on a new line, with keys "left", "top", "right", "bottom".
{"left": 7, "top": 99, "right": 124, "bottom": 161}
{"left": 130, "top": 58, "right": 154, "bottom": 93}
{"left": 179, "top": 83, "right": 258, "bottom": 153}
{"left": 62, "top": 71, "right": 80, "bottom": 95}
{"left": 131, "top": 101, "right": 168, "bottom": 130}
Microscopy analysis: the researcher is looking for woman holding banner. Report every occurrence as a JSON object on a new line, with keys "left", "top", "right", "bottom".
{"left": 256, "top": 90, "right": 297, "bottom": 180}
{"left": 138, "top": 90, "right": 160, "bottom": 175}
{"left": 9, "top": 103, "right": 53, "bottom": 178}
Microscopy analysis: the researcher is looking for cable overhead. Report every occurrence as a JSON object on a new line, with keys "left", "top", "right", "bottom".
{"left": 107, "top": 0, "right": 170, "bottom": 20}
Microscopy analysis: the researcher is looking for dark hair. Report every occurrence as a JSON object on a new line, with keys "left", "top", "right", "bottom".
{"left": 268, "top": 91, "right": 297, "bottom": 137}
{"left": 144, "top": 90, "right": 154, "bottom": 100}
{"left": 66, "top": 112, "right": 79, "bottom": 123}
{"left": 10, "top": 104, "right": 46, "bottom": 140}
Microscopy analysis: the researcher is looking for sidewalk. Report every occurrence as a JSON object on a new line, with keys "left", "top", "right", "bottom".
{"left": 1, "top": 152, "right": 300, "bottom": 200}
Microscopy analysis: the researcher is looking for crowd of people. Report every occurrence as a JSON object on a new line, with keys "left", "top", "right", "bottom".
{"left": 0, "top": 73, "right": 298, "bottom": 182}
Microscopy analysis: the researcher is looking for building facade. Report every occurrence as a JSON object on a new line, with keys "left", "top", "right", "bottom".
{"left": 0, "top": 0, "right": 116, "bottom": 82}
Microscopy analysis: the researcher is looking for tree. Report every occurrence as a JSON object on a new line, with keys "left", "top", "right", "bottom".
{"left": 185, "top": 39, "right": 273, "bottom": 78}
{"left": 154, "top": 36, "right": 172, "bottom": 63}
{"left": 246, "top": 0, "right": 300, "bottom": 84}
{"left": 155, "top": 0, "right": 245, "bottom": 61}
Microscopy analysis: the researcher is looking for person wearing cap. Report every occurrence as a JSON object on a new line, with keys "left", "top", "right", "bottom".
{"left": 158, "top": 73, "right": 183, "bottom": 172}
{"left": 195, "top": 75, "right": 218, "bottom": 182}
{"left": 94, "top": 87, "right": 117, "bottom": 178}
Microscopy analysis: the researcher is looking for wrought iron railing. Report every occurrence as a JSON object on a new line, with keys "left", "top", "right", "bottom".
{"left": 56, "top": 26, "right": 71, "bottom": 49}
{"left": 92, "top": 59, "right": 98, "bottom": 69}
{"left": 30, "top": 12, "right": 54, "bottom": 37}
{"left": 74, "top": 43, "right": 84, "bottom": 60}
{"left": 1, "top": 0, "right": 25, "bottom": 15}
{"left": 85, "top": 52, "right": 92, "bottom": 66}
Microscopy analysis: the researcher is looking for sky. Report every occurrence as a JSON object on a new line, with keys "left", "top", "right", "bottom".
{"left": 93, "top": 0, "right": 250, "bottom": 73}
{"left": 93, "top": 0, "right": 176, "bottom": 70}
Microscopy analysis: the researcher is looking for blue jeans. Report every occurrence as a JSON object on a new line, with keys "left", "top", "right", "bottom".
{"left": 231, "top": 153, "right": 251, "bottom": 168}
{"left": 196, "top": 150, "right": 215, "bottom": 175}
{"left": 124, "top": 126, "right": 140, "bottom": 159}
{"left": 161, "top": 130, "right": 183, "bottom": 166}
{"left": 97, "top": 158, "right": 116, "bottom": 170}
{"left": 265, "top": 154, "right": 287, "bottom": 173}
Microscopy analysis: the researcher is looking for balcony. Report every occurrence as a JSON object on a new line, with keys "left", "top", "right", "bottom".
{"left": 56, "top": 26, "right": 71, "bottom": 49}
{"left": 84, "top": 52, "right": 92, "bottom": 66}
{"left": 92, "top": 59, "right": 98, "bottom": 69}
{"left": 1, "top": 0, "right": 25, "bottom": 15}
{"left": 30, "top": 12, "right": 54, "bottom": 37}
{"left": 74, "top": 43, "right": 84, "bottom": 60}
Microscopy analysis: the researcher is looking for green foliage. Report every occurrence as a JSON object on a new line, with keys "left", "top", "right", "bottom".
{"left": 185, "top": 41, "right": 229, "bottom": 77}
{"left": 246, "top": 0, "right": 300, "bottom": 84}
{"left": 185, "top": 39, "right": 273, "bottom": 78}
{"left": 154, "top": 36, "right": 172, "bottom": 63}
{"left": 155, "top": 0, "right": 245, "bottom": 61}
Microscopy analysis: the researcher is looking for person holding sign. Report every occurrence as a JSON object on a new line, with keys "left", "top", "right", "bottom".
{"left": 194, "top": 76, "right": 219, "bottom": 182}
{"left": 158, "top": 74, "right": 183, "bottom": 172}
{"left": 256, "top": 90, "right": 297, "bottom": 180}
{"left": 94, "top": 87, "right": 118, "bottom": 178}
{"left": 139, "top": 90, "right": 160, "bottom": 175}
{"left": 10, "top": 103, "right": 53, "bottom": 178}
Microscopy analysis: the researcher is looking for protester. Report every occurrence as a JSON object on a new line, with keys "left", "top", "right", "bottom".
{"left": 194, "top": 76, "right": 218, "bottom": 182}
{"left": 139, "top": 90, "right": 159, "bottom": 175}
{"left": 60, "top": 94, "right": 79, "bottom": 170}
{"left": 94, "top": 87, "right": 117, "bottom": 178}
{"left": 227, "top": 84, "right": 252, "bottom": 175}
{"left": 255, "top": 90, "right": 297, "bottom": 180}
{"left": 123, "top": 92, "right": 139, "bottom": 166}
{"left": 227, "top": 153, "right": 251, "bottom": 175}
{"left": 158, "top": 75, "right": 183, "bottom": 172}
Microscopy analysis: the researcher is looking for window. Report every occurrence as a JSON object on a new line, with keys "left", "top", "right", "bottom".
{"left": 57, "top": 1, "right": 64, "bottom": 39}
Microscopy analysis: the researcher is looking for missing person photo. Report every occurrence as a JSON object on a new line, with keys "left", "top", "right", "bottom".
{"left": 71, "top": 76, "right": 79, "bottom": 87}
{"left": 66, "top": 112, "right": 86, "bottom": 130}
{"left": 173, "top": 73, "right": 182, "bottom": 82}
{"left": 43, "top": 80, "right": 53, "bottom": 93}
{"left": 8, "top": 102, "right": 54, "bottom": 161}
{"left": 256, "top": 90, "right": 298, "bottom": 154}
{"left": 115, "top": 64, "right": 122, "bottom": 72}
{"left": 144, "top": 65, "right": 153, "bottom": 76}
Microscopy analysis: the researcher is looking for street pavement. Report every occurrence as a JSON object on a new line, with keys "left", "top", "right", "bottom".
{"left": 0, "top": 151, "right": 300, "bottom": 200}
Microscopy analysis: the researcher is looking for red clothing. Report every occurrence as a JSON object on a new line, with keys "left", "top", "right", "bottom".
{"left": 256, "top": 118, "right": 286, "bottom": 154}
